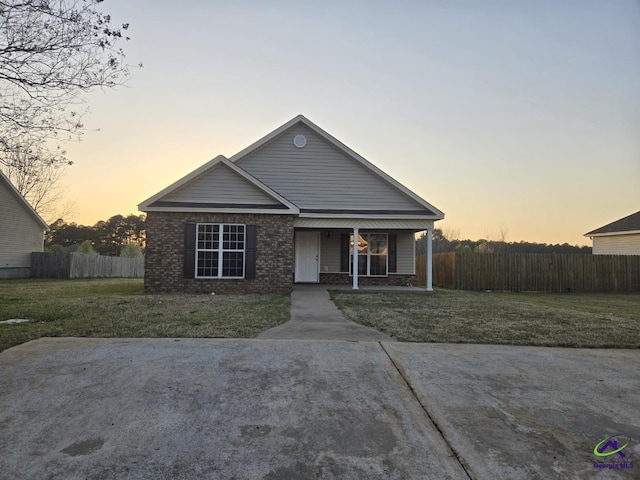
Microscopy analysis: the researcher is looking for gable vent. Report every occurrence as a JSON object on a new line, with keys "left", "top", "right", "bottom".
{"left": 293, "top": 134, "right": 307, "bottom": 148}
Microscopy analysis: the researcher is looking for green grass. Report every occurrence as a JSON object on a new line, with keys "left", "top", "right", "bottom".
{"left": 329, "top": 288, "right": 640, "bottom": 348}
{"left": 0, "top": 278, "right": 290, "bottom": 352}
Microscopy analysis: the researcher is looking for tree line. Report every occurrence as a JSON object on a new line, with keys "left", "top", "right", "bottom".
{"left": 46, "top": 214, "right": 146, "bottom": 257}
{"left": 416, "top": 229, "right": 591, "bottom": 255}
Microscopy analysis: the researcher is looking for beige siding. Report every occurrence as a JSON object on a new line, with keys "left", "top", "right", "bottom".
{"left": 396, "top": 231, "right": 415, "bottom": 274}
{"left": 0, "top": 182, "right": 45, "bottom": 268}
{"left": 318, "top": 230, "right": 416, "bottom": 274}
{"left": 163, "top": 163, "right": 280, "bottom": 205}
{"left": 320, "top": 233, "right": 342, "bottom": 273}
{"left": 593, "top": 234, "right": 640, "bottom": 255}
{"left": 236, "top": 124, "right": 425, "bottom": 211}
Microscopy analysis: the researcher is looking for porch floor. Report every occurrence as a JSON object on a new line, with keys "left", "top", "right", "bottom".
{"left": 295, "top": 284, "right": 427, "bottom": 292}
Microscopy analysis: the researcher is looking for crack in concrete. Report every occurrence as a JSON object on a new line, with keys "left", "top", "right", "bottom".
{"left": 379, "top": 342, "right": 474, "bottom": 480}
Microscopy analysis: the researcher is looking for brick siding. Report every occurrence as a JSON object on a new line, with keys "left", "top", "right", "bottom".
{"left": 145, "top": 212, "right": 294, "bottom": 294}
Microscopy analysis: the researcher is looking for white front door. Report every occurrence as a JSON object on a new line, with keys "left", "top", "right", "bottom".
{"left": 295, "top": 231, "right": 320, "bottom": 283}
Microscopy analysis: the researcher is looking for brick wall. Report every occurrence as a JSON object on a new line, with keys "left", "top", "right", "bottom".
{"left": 319, "top": 273, "right": 417, "bottom": 287}
{"left": 145, "top": 212, "right": 294, "bottom": 294}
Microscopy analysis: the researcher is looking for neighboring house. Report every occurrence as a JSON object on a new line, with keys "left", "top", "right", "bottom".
{"left": 0, "top": 170, "right": 50, "bottom": 278}
{"left": 139, "top": 115, "right": 444, "bottom": 293}
{"left": 584, "top": 210, "right": 640, "bottom": 255}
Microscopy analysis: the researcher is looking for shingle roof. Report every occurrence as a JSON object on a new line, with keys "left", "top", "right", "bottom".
{"left": 585, "top": 210, "right": 640, "bottom": 236}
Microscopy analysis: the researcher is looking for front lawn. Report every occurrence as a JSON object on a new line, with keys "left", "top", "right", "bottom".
{"left": 0, "top": 279, "right": 290, "bottom": 352}
{"left": 329, "top": 289, "right": 640, "bottom": 348}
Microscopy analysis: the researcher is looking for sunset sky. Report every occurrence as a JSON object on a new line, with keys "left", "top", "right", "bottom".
{"left": 61, "top": 0, "right": 640, "bottom": 246}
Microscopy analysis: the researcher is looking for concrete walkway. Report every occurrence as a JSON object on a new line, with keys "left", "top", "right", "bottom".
{"left": 257, "top": 285, "right": 396, "bottom": 341}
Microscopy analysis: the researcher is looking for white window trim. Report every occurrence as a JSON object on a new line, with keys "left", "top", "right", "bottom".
{"left": 195, "top": 223, "right": 246, "bottom": 279}
{"left": 349, "top": 232, "right": 389, "bottom": 277}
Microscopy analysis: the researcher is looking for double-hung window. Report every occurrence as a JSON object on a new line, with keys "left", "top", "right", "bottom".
{"left": 196, "top": 224, "right": 245, "bottom": 278}
{"left": 349, "top": 233, "right": 388, "bottom": 277}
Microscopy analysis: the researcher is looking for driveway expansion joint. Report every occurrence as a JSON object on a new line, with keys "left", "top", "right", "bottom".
{"left": 379, "top": 341, "right": 474, "bottom": 480}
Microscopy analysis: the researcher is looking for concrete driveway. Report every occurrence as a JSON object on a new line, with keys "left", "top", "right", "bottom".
{"left": 1, "top": 338, "right": 638, "bottom": 480}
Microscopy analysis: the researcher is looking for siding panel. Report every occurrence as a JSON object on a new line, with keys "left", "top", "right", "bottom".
{"left": 0, "top": 182, "right": 45, "bottom": 268}
{"left": 163, "top": 163, "right": 280, "bottom": 205}
{"left": 320, "top": 233, "right": 342, "bottom": 273}
{"left": 593, "top": 235, "right": 640, "bottom": 255}
{"left": 396, "top": 231, "right": 415, "bottom": 274}
{"left": 237, "top": 124, "right": 426, "bottom": 211}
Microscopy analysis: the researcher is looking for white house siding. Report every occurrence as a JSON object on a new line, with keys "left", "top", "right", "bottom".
{"left": 162, "top": 163, "right": 280, "bottom": 205}
{"left": 236, "top": 123, "right": 425, "bottom": 211}
{"left": 592, "top": 234, "right": 640, "bottom": 255}
{"left": 319, "top": 230, "right": 415, "bottom": 274}
{"left": 0, "top": 182, "right": 44, "bottom": 270}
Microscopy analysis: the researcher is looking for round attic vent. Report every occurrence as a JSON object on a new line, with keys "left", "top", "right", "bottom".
{"left": 293, "top": 134, "right": 307, "bottom": 148}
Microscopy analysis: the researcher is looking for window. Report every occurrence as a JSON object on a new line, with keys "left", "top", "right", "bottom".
{"left": 196, "top": 224, "right": 245, "bottom": 278}
{"left": 349, "top": 233, "right": 388, "bottom": 277}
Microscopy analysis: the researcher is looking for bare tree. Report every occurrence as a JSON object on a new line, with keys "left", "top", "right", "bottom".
{"left": 0, "top": 0, "right": 134, "bottom": 157}
{"left": 2, "top": 141, "right": 71, "bottom": 219}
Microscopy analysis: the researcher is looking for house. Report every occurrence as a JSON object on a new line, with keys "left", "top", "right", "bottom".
{"left": 0, "top": 170, "right": 50, "bottom": 278}
{"left": 139, "top": 115, "right": 444, "bottom": 293}
{"left": 584, "top": 210, "right": 640, "bottom": 255}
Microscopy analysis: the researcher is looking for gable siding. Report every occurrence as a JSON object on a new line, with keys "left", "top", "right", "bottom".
{"left": 593, "top": 234, "right": 640, "bottom": 255}
{"left": 163, "top": 164, "right": 280, "bottom": 205}
{"left": 0, "top": 182, "right": 45, "bottom": 268}
{"left": 236, "top": 124, "right": 425, "bottom": 211}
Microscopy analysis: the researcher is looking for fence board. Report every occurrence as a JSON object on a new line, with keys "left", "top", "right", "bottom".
{"left": 31, "top": 253, "right": 144, "bottom": 278}
{"left": 419, "top": 253, "right": 640, "bottom": 293}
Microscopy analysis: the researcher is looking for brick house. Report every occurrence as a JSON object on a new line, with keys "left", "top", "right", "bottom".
{"left": 139, "top": 115, "right": 444, "bottom": 293}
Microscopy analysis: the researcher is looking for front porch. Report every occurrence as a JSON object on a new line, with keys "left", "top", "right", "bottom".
{"left": 293, "top": 225, "right": 433, "bottom": 291}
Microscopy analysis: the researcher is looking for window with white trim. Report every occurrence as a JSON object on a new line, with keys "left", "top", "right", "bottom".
{"left": 349, "top": 233, "right": 388, "bottom": 277}
{"left": 196, "top": 224, "right": 245, "bottom": 278}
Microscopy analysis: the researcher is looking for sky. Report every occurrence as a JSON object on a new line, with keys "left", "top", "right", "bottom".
{"left": 61, "top": 0, "right": 640, "bottom": 246}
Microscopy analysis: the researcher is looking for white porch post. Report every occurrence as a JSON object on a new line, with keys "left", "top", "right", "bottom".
{"left": 352, "top": 227, "right": 359, "bottom": 290}
{"left": 426, "top": 227, "right": 433, "bottom": 292}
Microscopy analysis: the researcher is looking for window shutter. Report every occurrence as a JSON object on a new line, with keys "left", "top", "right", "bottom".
{"left": 340, "top": 233, "right": 350, "bottom": 272}
{"left": 245, "top": 225, "right": 257, "bottom": 279}
{"left": 184, "top": 223, "right": 196, "bottom": 278}
{"left": 388, "top": 234, "right": 397, "bottom": 273}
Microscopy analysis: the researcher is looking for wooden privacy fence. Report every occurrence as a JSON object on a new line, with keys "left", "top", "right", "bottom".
{"left": 31, "top": 253, "right": 144, "bottom": 279}
{"left": 416, "top": 253, "right": 640, "bottom": 292}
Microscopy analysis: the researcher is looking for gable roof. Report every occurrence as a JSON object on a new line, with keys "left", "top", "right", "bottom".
{"left": 139, "top": 155, "right": 299, "bottom": 214}
{"left": 0, "top": 169, "right": 49, "bottom": 231}
{"left": 231, "top": 115, "right": 444, "bottom": 219}
{"left": 585, "top": 210, "right": 640, "bottom": 237}
{"left": 140, "top": 115, "right": 444, "bottom": 220}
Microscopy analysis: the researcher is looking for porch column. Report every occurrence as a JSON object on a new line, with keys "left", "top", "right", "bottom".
{"left": 426, "top": 227, "right": 433, "bottom": 292}
{"left": 352, "top": 227, "right": 359, "bottom": 290}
